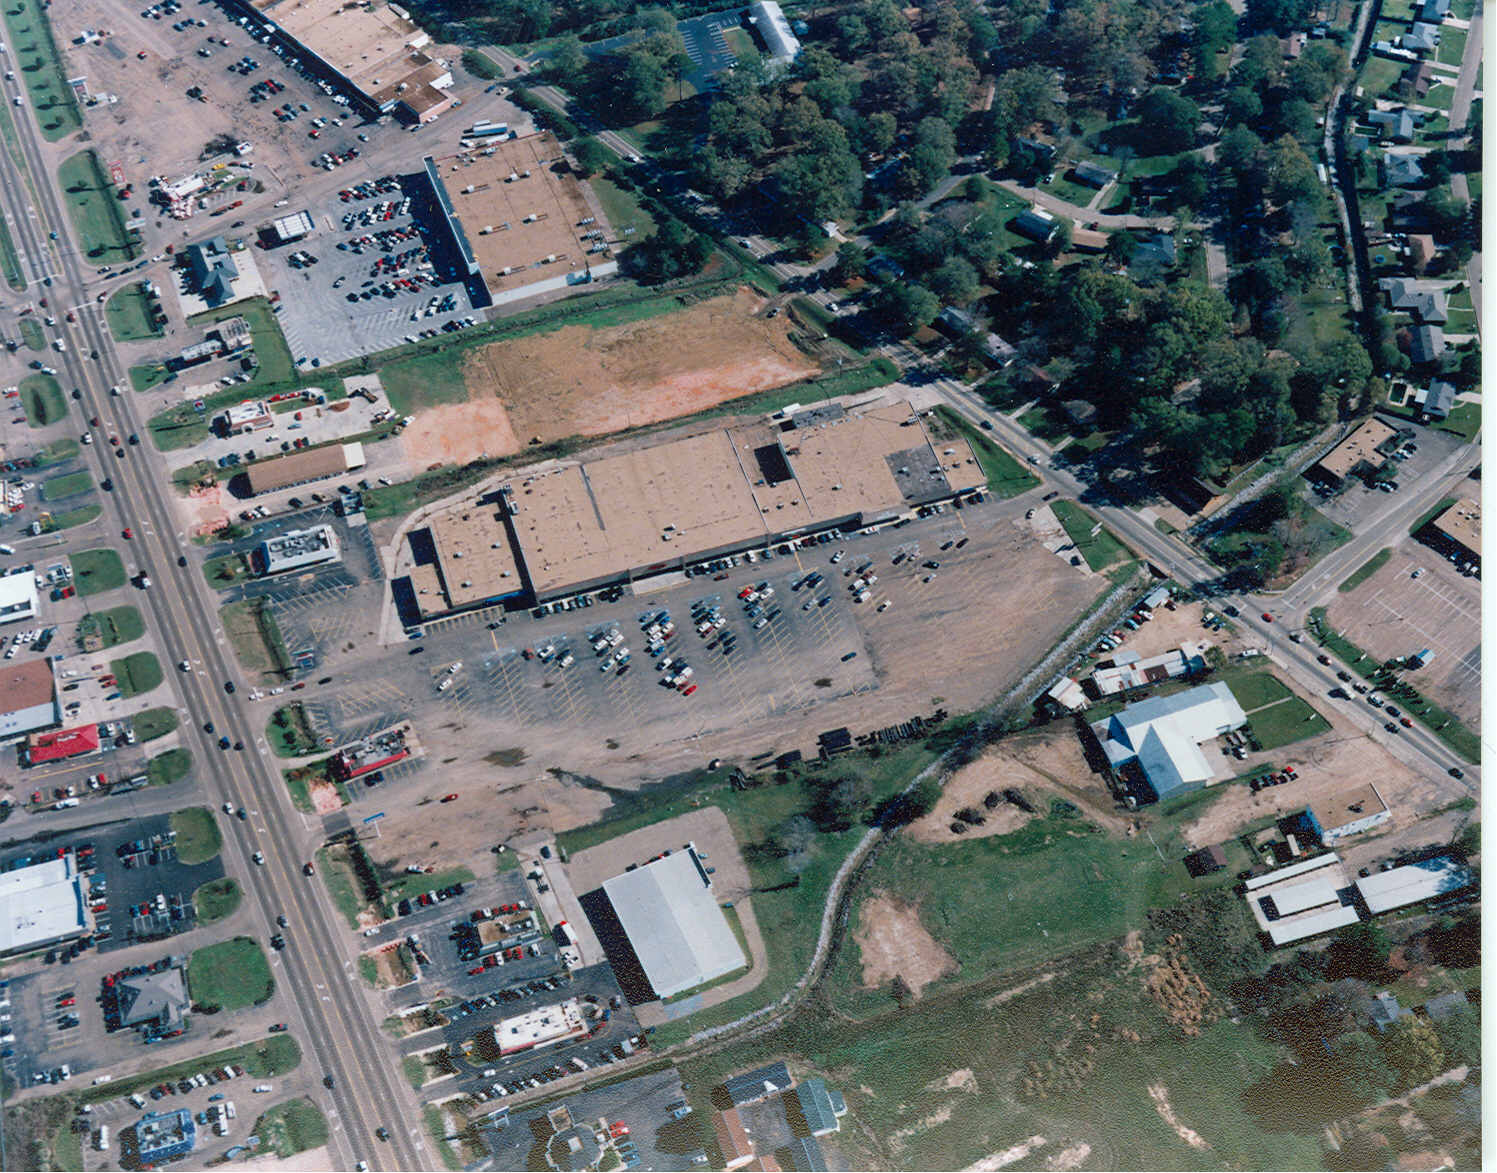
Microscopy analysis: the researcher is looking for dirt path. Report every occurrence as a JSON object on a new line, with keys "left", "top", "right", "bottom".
{"left": 1148, "top": 1084, "right": 1210, "bottom": 1150}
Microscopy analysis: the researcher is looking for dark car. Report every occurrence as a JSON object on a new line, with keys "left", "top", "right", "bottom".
{"left": 224, "top": 681, "right": 236, "bottom": 693}
{"left": 218, "top": 736, "right": 231, "bottom": 749}
{"left": 1449, "top": 766, "right": 1464, "bottom": 779}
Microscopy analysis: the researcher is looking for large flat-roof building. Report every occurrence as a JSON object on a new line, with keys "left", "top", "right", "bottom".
{"left": 402, "top": 400, "right": 985, "bottom": 616}
{"left": 1244, "top": 853, "right": 1360, "bottom": 946}
{"left": 1308, "top": 418, "right": 1399, "bottom": 486}
{"left": 491, "top": 998, "right": 588, "bottom": 1056}
{"left": 0, "top": 572, "right": 38, "bottom": 627}
{"left": 0, "top": 658, "right": 58, "bottom": 742}
{"left": 425, "top": 135, "right": 615, "bottom": 308}
{"left": 0, "top": 853, "right": 88, "bottom": 956}
{"left": 233, "top": 0, "right": 453, "bottom": 120}
{"left": 1090, "top": 682, "right": 1247, "bottom": 801}
{"left": 25, "top": 723, "right": 101, "bottom": 766}
{"left": 255, "top": 524, "right": 340, "bottom": 575}
{"left": 589, "top": 846, "right": 746, "bottom": 1001}
{"left": 1423, "top": 496, "right": 1480, "bottom": 563}
{"left": 126, "top": 1109, "right": 197, "bottom": 1167}
{"left": 748, "top": 0, "right": 802, "bottom": 68}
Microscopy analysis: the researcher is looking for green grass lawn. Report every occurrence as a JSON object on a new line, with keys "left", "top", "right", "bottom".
{"left": 70, "top": 547, "right": 125, "bottom": 595}
{"left": 1358, "top": 55, "right": 1406, "bottom": 100}
{"left": 57, "top": 150, "right": 138, "bottom": 263}
{"left": 19, "top": 373, "right": 65, "bottom": 427}
{"left": 77, "top": 604, "right": 143, "bottom": 648}
{"left": 203, "top": 552, "right": 253, "bottom": 588}
{"left": 1341, "top": 548, "right": 1393, "bottom": 591}
{"left": 315, "top": 842, "right": 376, "bottom": 929}
{"left": 1225, "top": 671, "right": 1293, "bottom": 711}
{"left": 110, "top": 650, "right": 163, "bottom": 698}
{"left": 0, "top": 0, "right": 82, "bottom": 140}
{"left": 76, "top": 1035, "right": 299, "bottom": 1106}
{"left": 194, "top": 877, "right": 241, "bottom": 924}
{"left": 1437, "top": 26, "right": 1468, "bottom": 66}
{"left": 40, "top": 470, "right": 92, "bottom": 500}
{"left": 219, "top": 598, "right": 293, "bottom": 682}
{"left": 1052, "top": 499, "right": 1131, "bottom": 570}
{"left": 253, "top": 1098, "right": 329, "bottom": 1158}
{"left": 19, "top": 317, "right": 44, "bottom": 351}
{"left": 1437, "top": 401, "right": 1480, "bottom": 440}
{"left": 170, "top": 807, "right": 222, "bottom": 864}
{"left": 0, "top": 214, "right": 22, "bottom": 291}
{"left": 40, "top": 497, "right": 102, "bottom": 528}
{"left": 1246, "top": 695, "right": 1333, "bottom": 749}
{"left": 133, "top": 706, "right": 179, "bottom": 742}
{"left": 130, "top": 363, "right": 172, "bottom": 392}
{"left": 267, "top": 702, "right": 320, "bottom": 758}
{"left": 929, "top": 406, "right": 1039, "bottom": 497}
{"left": 105, "top": 283, "right": 163, "bottom": 342}
{"left": 147, "top": 747, "right": 192, "bottom": 787}
{"left": 188, "top": 936, "right": 274, "bottom": 1011}
{"left": 590, "top": 174, "right": 658, "bottom": 239}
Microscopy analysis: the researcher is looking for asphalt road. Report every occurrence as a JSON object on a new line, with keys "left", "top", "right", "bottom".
{"left": 0, "top": 49, "right": 426, "bottom": 1173}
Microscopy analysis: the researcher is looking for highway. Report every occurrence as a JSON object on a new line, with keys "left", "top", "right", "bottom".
{"left": 0, "top": 48, "right": 426, "bottom": 1173}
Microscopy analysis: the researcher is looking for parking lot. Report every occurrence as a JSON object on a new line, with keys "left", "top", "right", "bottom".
{"left": 1313, "top": 417, "right": 1470, "bottom": 530}
{"left": 256, "top": 175, "right": 485, "bottom": 366}
{"left": 475, "top": 1061, "right": 693, "bottom": 1170}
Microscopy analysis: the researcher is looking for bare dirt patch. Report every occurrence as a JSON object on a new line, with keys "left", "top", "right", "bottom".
{"left": 309, "top": 778, "right": 343, "bottom": 815}
{"left": 400, "top": 287, "right": 818, "bottom": 467}
{"left": 853, "top": 891, "right": 957, "bottom": 998}
{"left": 1148, "top": 1084, "right": 1210, "bottom": 1150}
{"left": 367, "top": 942, "right": 416, "bottom": 989}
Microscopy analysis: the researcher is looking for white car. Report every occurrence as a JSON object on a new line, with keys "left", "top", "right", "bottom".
{"left": 252, "top": 852, "right": 265, "bottom": 865}
{"left": 179, "top": 660, "right": 191, "bottom": 672}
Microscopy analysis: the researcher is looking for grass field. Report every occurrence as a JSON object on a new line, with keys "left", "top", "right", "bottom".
{"left": 0, "top": 215, "right": 22, "bottom": 291}
{"left": 75, "top": 1034, "right": 299, "bottom": 1105}
{"left": 19, "top": 317, "right": 43, "bottom": 351}
{"left": 40, "top": 470, "right": 91, "bottom": 500}
{"left": 188, "top": 936, "right": 274, "bottom": 1011}
{"left": 253, "top": 1098, "right": 329, "bottom": 1158}
{"left": 57, "top": 151, "right": 138, "bottom": 263}
{"left": 1052, "top": 499, "right": 1131, "bottom": 570}
{"left": 1340, "top": 547, "right": 1392, "bottom": 592}
{"left": 315, "top": 842, "right": 381, "bottom": 929}
{"left": 0, "top": 0, "right": 82, "bottom": 140}
{"left": 133, "top": 706, "right": 179, "bottom": 742}
{"left": 70, "top": 547, "right": 125, "bottom": 595}
{"left": 929, "top": 406, "right": 1040, "bottom": 497}
{"left": 1244, "top": 696, "right": 1331, "bottom": 749}
{"left": 19, "top": 373, "right": 64, "bottom": 427}
{"left": 105, "top": 283, "right": 163, "bottom": 342}
{"left": 130, "top": 363, "right": 172, "bottom": 392}
{"left": 42, "top": 507, "right": 98, "bottom": 539}
{"left": 1437, "top": 401, "right": 1481, "bottom": 441}
{"left": 1225, "top": 671, "right": 1293, "bottom": 711}
{"left": 78, "top": 604, "right": 144, "bottom": 648}
{"left": 219, "top": 598, "right": 292, "bottom": 682}
{"left": 147, "top": 747, "right": 192, "bottom": 787}
{"left": 204, "top": 552, "right": 252, "bottom": 588}
{"left": 170, "top": 807, "right": 222, "bottom": 864}
{"left": 110, "top": 651, "right": 162, "bottom": 698}
{"left": 268, "top": 702, "right": 320, "bottom": 758}
{"left": 590, "top": 174, "right": 658, "bottom": 240}
{"left": 194, "top": 877, "right": 241, "bottom": 924}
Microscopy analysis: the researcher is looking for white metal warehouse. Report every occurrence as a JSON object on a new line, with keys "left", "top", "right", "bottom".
{"left": 600, "top": 846, "right": 746, "bottom": 1000}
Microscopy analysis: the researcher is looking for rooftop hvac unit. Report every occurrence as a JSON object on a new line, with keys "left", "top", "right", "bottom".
{"left": 578, "top": 216, "right": 594, "bottom": 226}
{"left": 506, "top": 172, "right": 519, "bottom": 182}
{"left": 453, "top": 550, "right": 464, "bottom": 558}
{"left": 461, "top": 580, "right": 472, "bottom": 588}
{"left": 462, "top": 184, "right": 474, "bottom": 193}
{"left": 480, "top": 225, "right": 494, "bottom": 234}
{"left": 522, "top": 213, "right": 537, "bottom": 223}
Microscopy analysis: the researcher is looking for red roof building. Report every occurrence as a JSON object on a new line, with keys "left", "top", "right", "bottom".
{"left": 26, "top": 724, "right": 101, "bottom": 765}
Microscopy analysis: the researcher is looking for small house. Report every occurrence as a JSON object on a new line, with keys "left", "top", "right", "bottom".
{"left": 1184, "top": 845, "right": 1227, "bottom": 877}
{"left": 1368, "top": 107, "right": 1417, "bottom": 143}
{"left": 1401, "top": 21, "right": 1440, "bottom": 51}
{"left": 1409, "top": 323, "right": 1446, "bottom": 364}
{"left": 1368, "top": 991, "right": 1405, "bottom": 1033}
{"left": 1012, "top": 207, "right": 1058, "bottom": 243}
{"left": 1070, "top": 226, "right": 1109, "bottom": 252}
{"left": 1413, "top": 378, "right": 1457, "bottom": 419}
{"left": 1418, "top": 0, "right": 1451, "bottom": 22}
{"left": 1072, "top": 160, "right": 1117, "bottom": 189}
{"left": 1406, "top": 233, "right": 1437, "bottom": 273}
{"left": 1061, "top": 399, "right": 1097, "bottom": 427}
{"left": 1383, "top": 152, "right": 1426, "bottom": 188}
{"left": 1382, "top": 278, "right": 1449, "bottom": 323}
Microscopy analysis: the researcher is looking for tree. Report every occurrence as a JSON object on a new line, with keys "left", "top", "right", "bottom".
{"left": 768, "top": 815, "right": 817, "bottom": 861}
{"left": 1222, "top": 86, "right": 1263, "bottom": 126}
{"left": 1136, "top": 89, "right": 1201, "bottom": 152}
{"left": 1329, "top": 1030, "right": 1398, "bottom": 1104}
{"left": 624, "top": 216, "right": 711, "bottom": 282}
{"left": 617, "top": 51, "right": 668, "bottom": 122}
{"left": 1380, "top": 1016, "right": 1446, "bottom": 1090}
{"left": 811, "top": 773, "right": 873, "bottom": 830}
{"left": 930, "top": 256, "right": 979, "bottom": 304}
{"left": 569, "top": 137, "right": 611, "bottom": 177}
{"left": 832, "top": 241, "right": 869, "bottom": 283}
{"left": 873, "top": 282, "right": 940, "bottom": 334}
{"left": 834, "top": 12, "right": 870, "bottom": 55}
{"left": 1431, "top": 1006, "right": 1479, "bottom": 1069}
{"left": 1328, "top": 921, "right": 1391, "bottom": 981}
{"left": 1246, "top": 0, "right": 1315, "bottom": 34}
{"left": 548, "top": 35, "right": 587, "bottom": 80}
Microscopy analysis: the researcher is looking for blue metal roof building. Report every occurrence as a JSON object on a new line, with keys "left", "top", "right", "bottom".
{"left": 130, "top": 1108, "right": 197, "bottom": 1165}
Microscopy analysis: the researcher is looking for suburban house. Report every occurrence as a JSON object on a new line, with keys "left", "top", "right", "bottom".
{"left": 1409, "top": 323, "right": 1447, "bottom": 364}
{"left": 1406, "top": 233, "right": 1438, "bottom": 273}
{"left": 1383, "top": 152, "right": 1426, "bottom": 188}
{"left": 1129, "top": 231, "right": 1177, "bottom": 281}
{"left": 1072, "top": 159, "right": 1117, "bottom": 188}
{"left": 934, "top": 307, "right": 1017, "bottom": 366}
{"left": 1400, "top": 60, "right": 1438, "bottom": 98}
{"left": 1418, "top": 0, "right": 1450, "bottom": 21}
{"left": 1401, "top": 21, "right": 1440, "bottom": 51}
{"left": 1013, "top": 206, "right": 1059, "bottom": 243}
{"left": 1368, "top": 107, "right": 1417, "bottom": 142}
{"left": 1070, "top": 226, "right": 1110, "bottom": 252}
{"left": 1368, "top": 991, "right": 1406, "bottom": 1032}
{"left": 1411, "top": 378, "right": 1457, "bottom": 419}
{"left": 1382, "top": 278, "right": 1450, "bottom": 323}
{"left": 1089, "top": 681, "right": 1247, "bottom": 802}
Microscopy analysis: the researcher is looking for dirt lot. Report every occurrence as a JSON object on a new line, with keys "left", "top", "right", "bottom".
{"left": 853, "top": 892, "right": 957, "bottom": 998}
{"left": 365, "top": 941, "right": 415, "bottom": 988}
{"left": 1176, "top": 718, "right": 1447, "bottom": 850}
{"left": 400, "top": 288, "right": 818, "bottom": 466}
{"left": 1088, "top": 597, "right": 1247, "bottom": 664}
{"left": 1327, "top": 547, "right": 1480, "bottom": 727}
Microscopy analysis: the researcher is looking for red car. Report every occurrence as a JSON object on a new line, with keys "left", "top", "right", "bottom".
{"left": 467, "top": 966, "right": 485, "bottom": 976}
{"left": 440, "top": 793, "right": 459, "bottom": 803}
{"left": 269, "top": 1023, "right": 289, "bottom": 1032}
{"left": 681, "top": 684, "right": 698, "bottom": 696}
{"left": 1261, "top": 613, "right": 1273, "bottom": 622}
{"left": 122, "top": 528, "right": 132, "bottom": 540}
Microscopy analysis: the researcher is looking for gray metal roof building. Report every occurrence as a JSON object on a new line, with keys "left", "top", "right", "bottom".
{"left": 599, "top": 846, "right": 746, "bottom": 1000}
{"left": 119, "top": 966, "right": 190, "bottom": 1031}
{"left": 722, "top": 1062, "right": 793, "bottom": 1106}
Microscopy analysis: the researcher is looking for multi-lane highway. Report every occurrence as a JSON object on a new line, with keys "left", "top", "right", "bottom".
{"left": 0, "top": 49, "right": 425, "bottom": 1173}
